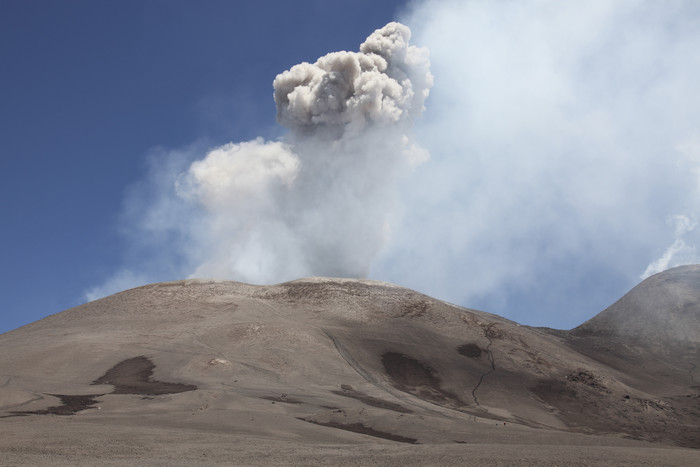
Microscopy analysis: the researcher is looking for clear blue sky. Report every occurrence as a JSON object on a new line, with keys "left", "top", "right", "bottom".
{"left": 3, "top": 1, "right": 700, "bottom": 335}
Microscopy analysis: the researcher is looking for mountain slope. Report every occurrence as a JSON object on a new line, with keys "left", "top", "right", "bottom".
{"left": 573, "top": 264, "right": 700, "bottom": 346}
{"left": 0, "top": 272, "right": 699, "bottom": 464}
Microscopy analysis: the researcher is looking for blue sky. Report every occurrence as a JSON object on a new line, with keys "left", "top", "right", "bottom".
{"left": 3, "top": 1, "right": 700, "bottom": 335}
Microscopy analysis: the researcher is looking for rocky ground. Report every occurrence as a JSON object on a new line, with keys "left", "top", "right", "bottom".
{"left": 1, "top": 267, "right": 699, "bottom": 465}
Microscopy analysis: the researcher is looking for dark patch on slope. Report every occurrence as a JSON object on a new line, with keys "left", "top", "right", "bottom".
{"left": 530, "top": 373, "right": 700, "bottom": 448}
{"left": 3, "top": 357, "right": 197, "bottom": 418}
{"left": 331, "top": 384, "right": 413, "bottom": 413}
{"left": 4, "top": 394, "right": 103, "bottom": 417}
{"left": 565, "top": 370, "right": 610, "bottom": 393}
{"left": 457, "top": 343, "right": 483, "bottom": 358}
{"left": 92, "top": 356, "right": 196, "bottom": 395}
{"left": 381, "top": 352, "right": 462, "bottom": 406}
{"left": 299, "top": 418, "right": 418, "bottom": 444}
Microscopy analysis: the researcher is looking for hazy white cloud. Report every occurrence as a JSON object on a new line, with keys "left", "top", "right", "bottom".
{"left": 89, "top": 4, "right": 700, "bottom": 330}
{"left": 374, "top": 0, "right": 700, "bottom": 326}
{"left": 181, "top": 138, "right": 300, "bottom": 210}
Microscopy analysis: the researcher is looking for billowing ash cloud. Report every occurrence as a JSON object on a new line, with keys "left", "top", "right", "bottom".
{"left": 86, "top": 22, "right": 432, "bottom": 300}
{"left": 273, "top": 23, "right": 431, "bottom": 137}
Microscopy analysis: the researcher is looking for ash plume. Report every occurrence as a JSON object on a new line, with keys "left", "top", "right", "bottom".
{"left": 86, "top": 22, "right": 432, "bottom": 299}
{"left": 89, "top": 2, "right": 700, "bottom": 332}
{"left": 274, "top": 22, "right": 431, "bottom": 137}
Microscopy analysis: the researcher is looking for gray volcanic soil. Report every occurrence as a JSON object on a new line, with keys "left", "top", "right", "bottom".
{"left": 0, "top": 266, "right": 699, "bottom": 465}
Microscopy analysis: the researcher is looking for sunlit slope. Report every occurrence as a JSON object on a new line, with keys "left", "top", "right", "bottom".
{"left": 0, "top": 274, "right": 698, "bottom": 447}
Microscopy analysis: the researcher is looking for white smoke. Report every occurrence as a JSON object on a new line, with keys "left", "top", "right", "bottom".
{"left": 374, "top": 0, "right": 700, "bottom": 327}
{"left": 90, "top": 4, "right": 700, "bottom": 330}
{"left": 90, "top": 22, "right": 432, "bottom": 296}
{"left": 642, "top": 135, "right": 700, "bottom": 278}
{"left": 641, "top": 224, "right": 698, "bottom": 280}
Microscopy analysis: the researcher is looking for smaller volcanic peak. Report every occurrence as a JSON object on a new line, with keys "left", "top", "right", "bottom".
{"left": 572, "top": 265, "right": 700, "bottom": 347}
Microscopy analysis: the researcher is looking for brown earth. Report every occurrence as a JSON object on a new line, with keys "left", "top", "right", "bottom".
{"left": 0, "top": 267, "right": 699, "bottom": 465}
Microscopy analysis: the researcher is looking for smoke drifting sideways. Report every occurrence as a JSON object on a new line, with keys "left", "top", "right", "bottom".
{"left": 374, "top": 0, "right": 700, "bottom": 327}
{"left": 85, "top": 22, "right": 432, "bottom": 300}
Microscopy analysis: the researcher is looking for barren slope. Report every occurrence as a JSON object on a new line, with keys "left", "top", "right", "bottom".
{"left": 0, "top": 270, "right": 698, "bottom": 465}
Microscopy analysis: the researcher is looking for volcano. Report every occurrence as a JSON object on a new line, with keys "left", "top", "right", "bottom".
{"left": 1, "top": 267, "right": 699, "bottom": 465}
